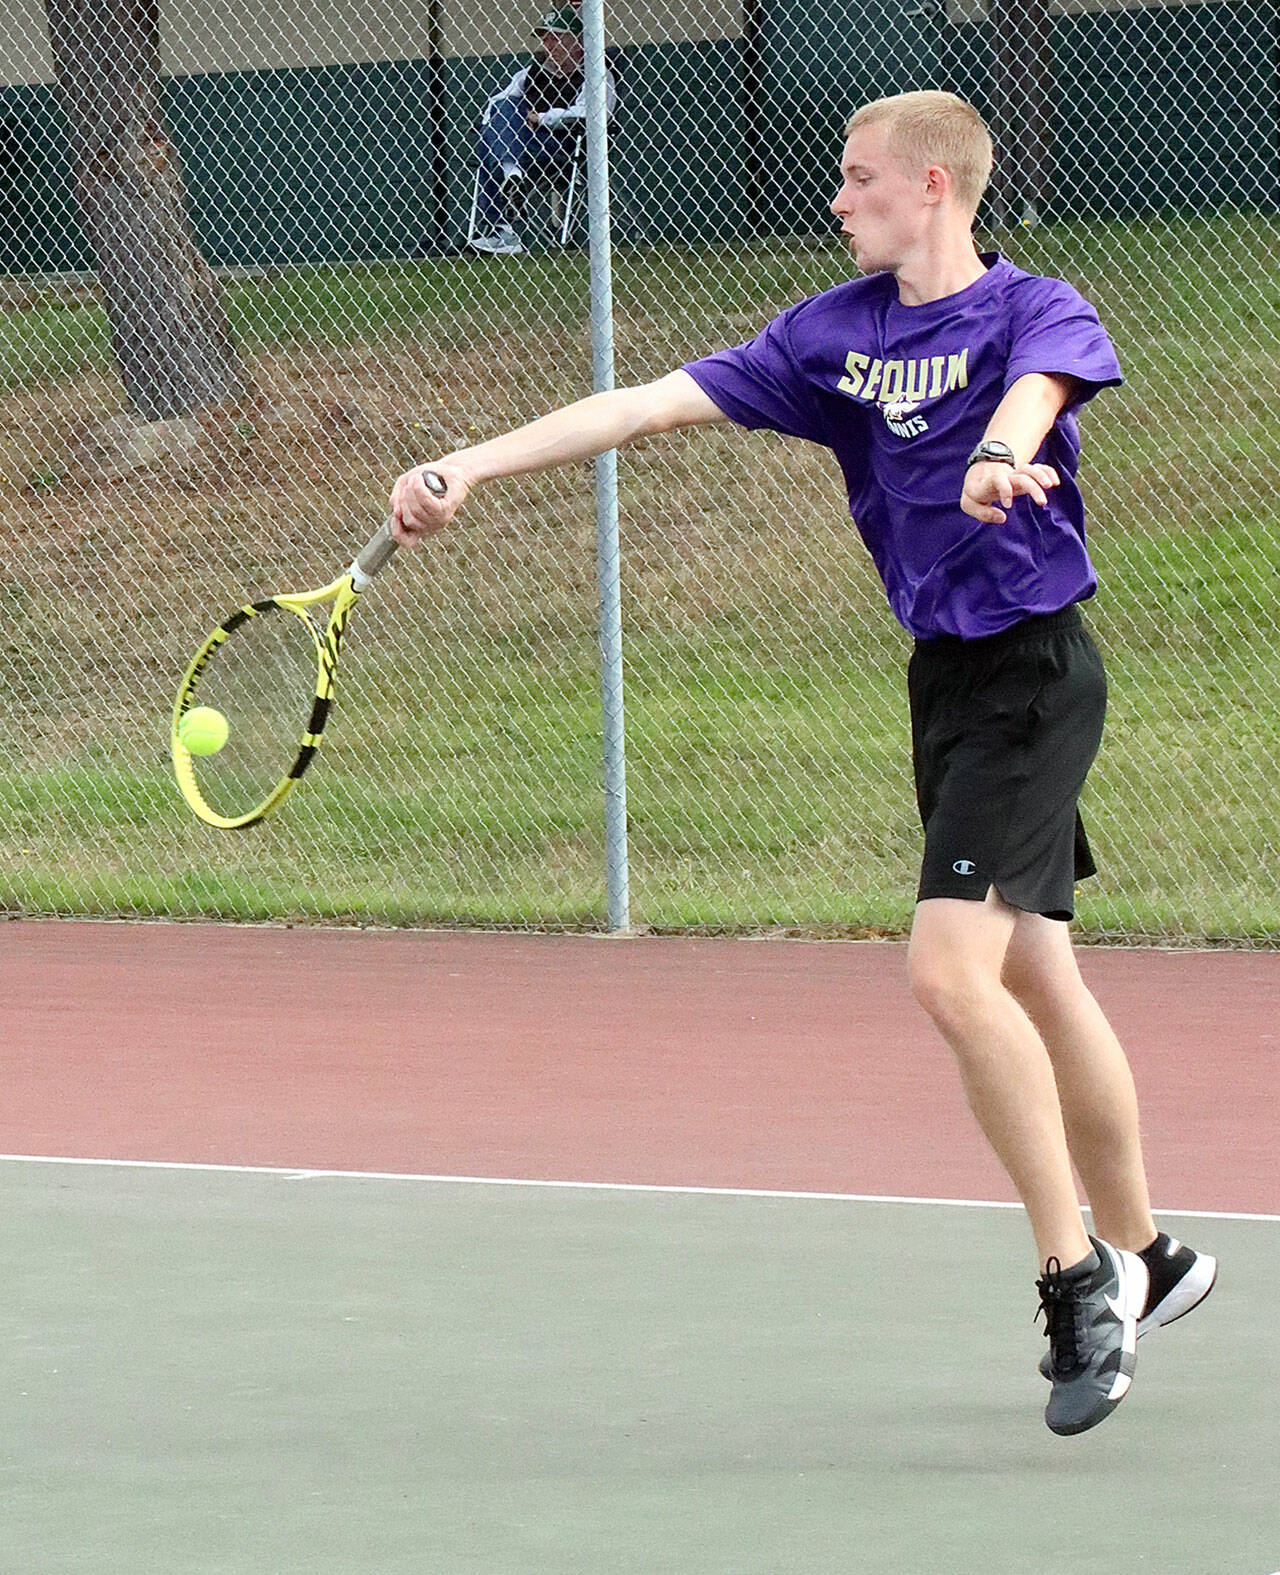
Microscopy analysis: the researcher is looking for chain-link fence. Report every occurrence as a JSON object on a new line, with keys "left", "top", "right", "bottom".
{"left": 1, "top": 0, "right": 1277, "bottom": 942}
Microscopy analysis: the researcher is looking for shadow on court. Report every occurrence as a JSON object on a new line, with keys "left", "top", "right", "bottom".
{"left": 4, "top": 1162, "right": 1277, "bottom": 1574}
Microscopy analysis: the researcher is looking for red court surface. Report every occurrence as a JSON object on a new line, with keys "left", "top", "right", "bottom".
{"left": 2, "top": 919, "right": 1276, "bottom": 1214}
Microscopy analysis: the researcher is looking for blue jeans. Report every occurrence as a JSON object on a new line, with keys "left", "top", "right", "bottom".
{"left": 476, "top": 95, "right": 576, "bottom": 233}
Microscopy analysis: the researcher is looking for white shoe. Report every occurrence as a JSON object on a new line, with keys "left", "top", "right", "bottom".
{"left": 469, "top": 224, "right": 522, "bottom": 256}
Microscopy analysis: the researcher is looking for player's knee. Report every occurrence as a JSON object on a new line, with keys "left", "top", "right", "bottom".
{"left": 908, "top": 947, "right": 998, "bottom": 1034}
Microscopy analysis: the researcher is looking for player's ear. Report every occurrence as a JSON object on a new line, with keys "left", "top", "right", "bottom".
{"left": 922, "top": 164, "right": 949, "bottom": 206}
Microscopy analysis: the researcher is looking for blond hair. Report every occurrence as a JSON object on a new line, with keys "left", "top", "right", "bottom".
{"left": 846, "top": 91, "right": 993, "bottom": 216}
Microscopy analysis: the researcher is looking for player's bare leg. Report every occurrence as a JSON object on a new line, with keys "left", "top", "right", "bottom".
{"left": 1000, "top": 910, "right": 1156, "bottom": 1252}
{"left": 1002, "top": 910, "right": 1219, "bottom": 1391}
{"left": 907, "top": 887, "right": 1091, "bottom": 1269}
{"left": 909, "top": 886, "right": 1156, "bottom": 1433}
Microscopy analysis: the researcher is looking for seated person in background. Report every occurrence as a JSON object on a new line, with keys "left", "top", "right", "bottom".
{"left": 469, "top": 8, "right": 617, "bottom": 256}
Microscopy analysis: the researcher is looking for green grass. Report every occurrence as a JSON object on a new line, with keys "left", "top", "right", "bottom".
{"left": 2, "top": 216, "right": 1278, "bottom": 941}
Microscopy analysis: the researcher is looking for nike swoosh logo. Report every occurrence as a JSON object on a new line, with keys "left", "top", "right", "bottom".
{"left": 1105, "top": 1290, "right": 1128, "bottom": 1320}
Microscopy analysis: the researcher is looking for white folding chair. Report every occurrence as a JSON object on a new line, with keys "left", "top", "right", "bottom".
{"left": 554, "top": 131, "right": 586, "bottom": 245}
{"left": 466, "top": 130, "right": 586, "bottom": 248}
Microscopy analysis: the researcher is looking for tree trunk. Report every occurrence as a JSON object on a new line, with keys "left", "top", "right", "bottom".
{"left": 46, "top": 0, "right": 251, "bottom": 421}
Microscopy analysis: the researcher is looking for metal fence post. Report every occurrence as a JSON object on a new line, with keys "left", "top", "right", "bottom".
{"left": 582, "top": 0, "right": 630, "bottom": 934}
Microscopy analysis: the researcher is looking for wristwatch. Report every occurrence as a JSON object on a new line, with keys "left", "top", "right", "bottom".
{"left": 966, "top": 439, "right": 1017, "bottom": 468}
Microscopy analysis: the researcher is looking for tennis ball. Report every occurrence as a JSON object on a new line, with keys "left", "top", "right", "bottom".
{"left": 178, "top": 706, "right": 229, "bottom": 756}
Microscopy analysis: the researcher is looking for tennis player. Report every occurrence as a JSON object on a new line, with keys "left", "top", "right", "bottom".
{"left": 389, "top": 90, "right": 1216, "bottom": 1436}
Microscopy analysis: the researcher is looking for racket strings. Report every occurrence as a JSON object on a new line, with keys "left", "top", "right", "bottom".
{"left": 182, "top": 602, "right": 323, "bottom": 820}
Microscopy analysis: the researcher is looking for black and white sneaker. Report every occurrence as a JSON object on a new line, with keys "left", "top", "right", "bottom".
{"left": 1037, "top": 1237, "right": 1147, "bottom": 1436}
{"left": 1039, "top": 1231, "right": 1217, "bottom": 1378}
{"left": 1138, "top": 1232, "right": 1218, "bottom": 1334}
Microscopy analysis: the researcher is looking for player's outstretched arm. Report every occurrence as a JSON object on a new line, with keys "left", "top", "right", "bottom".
{"left": 389, "top": 371, "right": 726, "bottom": 546}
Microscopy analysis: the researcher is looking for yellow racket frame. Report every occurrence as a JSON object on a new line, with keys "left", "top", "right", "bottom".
{"left": 172, "top": 479, "right": 444, "bottom": 829}
{"left": 170, "top": 571, "right": 362, "bottom": 829}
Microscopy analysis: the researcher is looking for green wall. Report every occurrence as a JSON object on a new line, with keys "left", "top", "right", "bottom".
{"left": 753, "top": 0, "right": 1279, "bottom": 231}
{"left": 1, "top": 3, "right": 1276, "bottom": 275}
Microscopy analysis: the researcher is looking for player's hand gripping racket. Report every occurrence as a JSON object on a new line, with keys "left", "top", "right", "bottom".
{"left": 171, "top": 470, "right": 446, "bottom": 829}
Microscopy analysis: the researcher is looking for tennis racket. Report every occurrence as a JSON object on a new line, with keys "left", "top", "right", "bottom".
{"left": 171, "top": 470, "right": 446, "bottom": 829}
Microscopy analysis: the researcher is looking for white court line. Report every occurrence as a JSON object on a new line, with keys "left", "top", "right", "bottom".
{"left": 0, "top": 1151, "right": 1277, "bottom": 1223}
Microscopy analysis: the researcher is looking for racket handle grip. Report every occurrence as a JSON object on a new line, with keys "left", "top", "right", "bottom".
{"left": 353, "top": 522, "right": 397, "bottom": 583}
{"left": 352, "top": 471, "right": 447, "bottom": 586}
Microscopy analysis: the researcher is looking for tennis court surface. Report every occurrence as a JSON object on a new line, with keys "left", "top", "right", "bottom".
{"left": 4, "top": 920, "right": 1278, "bottom": 1573}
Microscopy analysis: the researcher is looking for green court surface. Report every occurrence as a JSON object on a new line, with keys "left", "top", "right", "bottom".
{"left": 4, "top": 1159, "right": 1276, "bottom": 1574}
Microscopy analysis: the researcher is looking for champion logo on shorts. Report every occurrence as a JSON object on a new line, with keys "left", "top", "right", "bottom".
{"left": 952, "top": 859, "right": 978, "bottom": 875}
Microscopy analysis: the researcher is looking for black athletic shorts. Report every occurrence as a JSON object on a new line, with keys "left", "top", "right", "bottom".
{"left": 908, "top": 605, "right": 1107, "bottom": 921}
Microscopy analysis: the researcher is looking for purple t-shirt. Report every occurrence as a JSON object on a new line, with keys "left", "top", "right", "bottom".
{"left": 682, "top": 253, "right": 1122, "bottom": 639}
